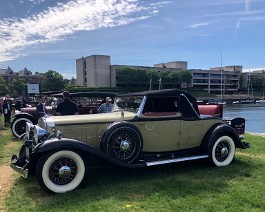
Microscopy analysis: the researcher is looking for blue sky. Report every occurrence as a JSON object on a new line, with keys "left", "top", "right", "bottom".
{"left": 0, "top": 0, "right": 265, "bottom": 79}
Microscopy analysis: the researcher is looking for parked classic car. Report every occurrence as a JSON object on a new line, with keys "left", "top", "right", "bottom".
{"left": 10, "top": 89, "right": 249, "bottom": 194}
{"left": 10, "top": 91, "right": 116, "bottom": 138}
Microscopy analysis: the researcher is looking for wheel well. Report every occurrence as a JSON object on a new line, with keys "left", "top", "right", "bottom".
{"left": 200, "top": 124, "right": 240, "bottom": 153}
{"left": 14, "top": 114, "right": 36, "bottom": 124}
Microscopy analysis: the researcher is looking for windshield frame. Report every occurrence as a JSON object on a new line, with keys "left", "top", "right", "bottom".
{"left": 113, "top": 95, "right": 146, "bottom": 117}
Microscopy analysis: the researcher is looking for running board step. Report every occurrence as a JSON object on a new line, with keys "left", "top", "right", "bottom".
{"left": 145, "top": 155, "right": 208, "bottom": 166}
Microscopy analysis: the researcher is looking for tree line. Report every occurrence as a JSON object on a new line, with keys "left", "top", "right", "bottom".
{"left": 116, "top": 67, "right": 192, "bottom": 89}
{"left": 1, "top": 68, "right": 265, "bottom": 98}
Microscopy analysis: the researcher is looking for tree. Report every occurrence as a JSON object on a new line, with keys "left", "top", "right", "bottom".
{"left": 179, "top": 71, "right": 192, "bottom": 87}
{"left": 42, "top": 70, "right": 67, "bottom": 91}
{"left": 116, "top": 68, "right": 136, "bottom": 88}
{"left": 252, "top": 76, "right": 265, "bottom": 91}
{"left": 9, "top": 77, "right": 27, "bottom": 97}
{"left": 169, "top": 71, "right": 181, "bottom": 88}
{"left": 0, "top": 77, "right": 9, "bottom": 95}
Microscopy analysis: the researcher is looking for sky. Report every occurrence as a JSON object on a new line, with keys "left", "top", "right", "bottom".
{"left": 0, "top": 0, "right": 265, "bottom": 79}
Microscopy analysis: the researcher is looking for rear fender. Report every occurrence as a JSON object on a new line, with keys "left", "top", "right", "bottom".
{"left": 201, "top": 124, "right": 245, "bottom": 152}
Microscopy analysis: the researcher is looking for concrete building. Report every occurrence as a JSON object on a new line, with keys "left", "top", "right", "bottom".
{"left": 241, "top": 69, "right": 265, "bottom": 90}
{"left": 76, "top": 54, "right": 243, "bottom": 94}
{"left": 0, "top": 66, "right": 44, "bottom": 85}
{"left": 190, "top": 66, "right": 241, "bottom": 94}
{"left": 76, "top": 55, "right": 116, "bottom": 87}
{"left": 154, "top": 61, "right": 187, "bottom": 70}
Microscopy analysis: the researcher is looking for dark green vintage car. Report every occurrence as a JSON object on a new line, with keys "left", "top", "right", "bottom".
{"left": 10, "top": 89, "right": 249, "bottom": 193}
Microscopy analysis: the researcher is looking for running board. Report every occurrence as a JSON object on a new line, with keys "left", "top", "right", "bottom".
{"left": 145, "top": 155, "right": 209, "bottom": 166}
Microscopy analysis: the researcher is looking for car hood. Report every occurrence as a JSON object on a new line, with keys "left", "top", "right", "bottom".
{"left": 48, "top": 111, "right": 136, "bottom": 126}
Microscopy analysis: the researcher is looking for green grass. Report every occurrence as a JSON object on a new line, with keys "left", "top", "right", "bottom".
{"left": 1, "top": 131, "right": 265, "bottom": 211}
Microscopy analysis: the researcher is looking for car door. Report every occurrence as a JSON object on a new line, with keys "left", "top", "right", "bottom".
{"left": 137, "top": 96, "right": 182, "bottom": 152}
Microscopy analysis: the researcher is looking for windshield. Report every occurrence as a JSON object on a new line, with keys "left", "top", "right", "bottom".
{"left": 113, "top": 96, "right": 143, "bottom": 113}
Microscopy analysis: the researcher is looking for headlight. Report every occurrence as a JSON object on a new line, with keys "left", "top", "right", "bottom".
{"left": 33, "top": 125, "right": 48, "bottom": 143}
{"left": 26, "top": 122, "right": 34, "bottom": 139}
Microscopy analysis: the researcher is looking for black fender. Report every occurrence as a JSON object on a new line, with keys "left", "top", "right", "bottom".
{"left": 200, "top": 123, "right": 246, "bottom": 153}
{"left": 29, "top": 138, "right": 146, "bottom": 169}
{"left": 12, "top": 113, "right": 36, "bottom": 124}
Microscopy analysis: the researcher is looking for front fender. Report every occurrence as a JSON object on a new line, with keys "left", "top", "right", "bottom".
{"left": 13, "top": 113, "right": 36, "bottom": 124}
{"left": 32, "top": 138, "right": 146, "bottom": 168}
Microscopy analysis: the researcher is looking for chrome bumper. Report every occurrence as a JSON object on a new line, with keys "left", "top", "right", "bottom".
{"left": 10, "top": 155, "right": 29, "bottom": 178}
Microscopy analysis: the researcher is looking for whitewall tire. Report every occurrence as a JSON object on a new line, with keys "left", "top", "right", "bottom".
{"left": 36, "top": 150, "right": 86, "bottom": 193}
{"left": 210, "top": 135, "right": 235, "bottom": 167}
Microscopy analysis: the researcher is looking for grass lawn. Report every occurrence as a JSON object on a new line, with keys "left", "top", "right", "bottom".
{"left": 1, "top": 129, "right": 265, "bottom": 211}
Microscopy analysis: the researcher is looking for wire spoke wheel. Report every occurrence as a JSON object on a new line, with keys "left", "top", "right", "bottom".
{"left": 36, "top": 150, "right": 86, "bottom": 193}
{"left": 12, "top": 118, "right": 32, "bottom": 138}
{"left": 210, "top": 135, "right": 235, "bottom": 167}
{"left": 102, "top": 123, "right": 142, "bottom": 163}
{"left": 110, "top": 131, "right": 135, "bottom": 160}
{"left": 49, "top": 157, "right": 77, "bottom": 185}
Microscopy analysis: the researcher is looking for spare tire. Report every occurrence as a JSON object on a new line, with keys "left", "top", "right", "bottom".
{"left": 101, "top": 122, "right": 143, "bottom": 163}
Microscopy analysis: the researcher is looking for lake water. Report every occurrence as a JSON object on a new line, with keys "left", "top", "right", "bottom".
{"left": 223, "top": 103, "right": 265, "bottom": 133}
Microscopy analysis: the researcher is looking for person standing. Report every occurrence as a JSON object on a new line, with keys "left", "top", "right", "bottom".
{"left": 55, "top": 91, "right": 79, "bottom": 115}
{"left": 97, "top": 97, "right": 113, "bottom": 113}
{"left": 36, "top": 95, "right": 48, "bottom": 118}
{"left": 3, "top": 94, "right": 12, "bottom": 126}
{"left": 0, "top": 97, "right": 4, "bottom": 129}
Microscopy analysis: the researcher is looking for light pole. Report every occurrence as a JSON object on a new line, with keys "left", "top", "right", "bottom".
{"left": 158, "top": 78, "right": 162, "bottom": 90}
{"left": 149, "top": 78, "right": 152, "bottom": 91}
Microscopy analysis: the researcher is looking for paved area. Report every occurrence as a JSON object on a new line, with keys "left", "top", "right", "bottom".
{"left": 247, "top": 132, "right": 265, "bottom": 137}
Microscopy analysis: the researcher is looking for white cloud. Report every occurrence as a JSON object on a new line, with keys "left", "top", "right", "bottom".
{"left": 0, "top": 0, "right": 168, "bottom": 62}
{"left": 185, "top": 22, "right": 211, "bottom": 29}
{"left": 245, "top": 0, "right": 252, "bottom": 13}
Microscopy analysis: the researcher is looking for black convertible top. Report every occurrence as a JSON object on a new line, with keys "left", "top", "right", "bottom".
{"left": 117, "top": 89, "right": 199, "bottom": 118}
{"left": 118, "top": 89, "right": 197, "bottom": 102}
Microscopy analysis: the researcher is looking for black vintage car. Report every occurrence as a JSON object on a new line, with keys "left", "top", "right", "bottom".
{"left": 10, "top": 89, "right": 249, "bottom": 194}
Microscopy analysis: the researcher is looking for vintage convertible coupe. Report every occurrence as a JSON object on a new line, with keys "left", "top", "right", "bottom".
{"left": 10, "top": 89, "right": 249, "bottom": 194}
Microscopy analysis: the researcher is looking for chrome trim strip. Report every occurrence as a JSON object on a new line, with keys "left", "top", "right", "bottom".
{"left": 10, "top": 163, "right": 29, "bottom": 178}
{"left": 146, "top": 155, "right": 208, "bottom": 166}
{"left": 137, "top": 96, "right": 147, "bottom": 117}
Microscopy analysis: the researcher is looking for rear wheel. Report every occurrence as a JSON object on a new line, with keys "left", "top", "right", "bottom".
{"left": 36, "top": 150, "right": 86, "bottom": 193}
{"left": 11, "top": 117, "right": 33, "bottom": 138}
{"left": 209, "top": 135, "right": 235, "bottom": 166}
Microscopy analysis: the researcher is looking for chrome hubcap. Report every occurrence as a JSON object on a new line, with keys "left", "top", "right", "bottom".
{"left": 220, "top": 147, "right": 229, "bottom": 157}
{"left": 58, "top": 166, "right": 72, "bottom": 178}
{"left": 120, "top": 140, "right": 130, "bottom": 151}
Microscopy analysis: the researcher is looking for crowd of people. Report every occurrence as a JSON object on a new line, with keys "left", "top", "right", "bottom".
{"left": 0, "top": 91, "right": 114, "bottom": 130}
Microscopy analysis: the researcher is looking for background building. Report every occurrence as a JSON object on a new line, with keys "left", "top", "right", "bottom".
{"left": 76, "top": 55, "right": 116, "bottom": 87}
{"left": 76, "top": 54, "right": 243, "bottom": 94}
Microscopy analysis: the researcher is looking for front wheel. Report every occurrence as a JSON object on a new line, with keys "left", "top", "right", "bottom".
{"left": 209, "top": 135, "right": 235, "bottom": 167}
{"left": 11, "top": 117, "right": 33, "bottom": 138}
{"left": 36, "top": 150, "right": 86, "bottom": 193}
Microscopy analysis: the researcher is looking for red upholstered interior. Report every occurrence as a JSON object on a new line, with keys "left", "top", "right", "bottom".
{"left": 198, "top": 104, "right": 223, "bottom": 118}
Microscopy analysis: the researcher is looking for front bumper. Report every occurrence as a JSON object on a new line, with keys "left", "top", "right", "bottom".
{"left": 10, "top": 155, "right": 29, "bottom": 178}
{"left": 242, "top": 141, "right": 250, "bottom": 149}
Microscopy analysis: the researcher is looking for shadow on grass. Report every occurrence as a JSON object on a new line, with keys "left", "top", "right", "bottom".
{"left": 7, "top": 155, "right": 261, "bottom": 211}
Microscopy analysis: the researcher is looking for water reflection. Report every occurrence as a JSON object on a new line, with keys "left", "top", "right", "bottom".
{"left": 223, "top": 103, "right": 265, "bottom": 133}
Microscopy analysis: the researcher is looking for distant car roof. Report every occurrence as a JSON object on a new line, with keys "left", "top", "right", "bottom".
{"left": 51, "top": 91, "right": 117, "bottom": 98}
